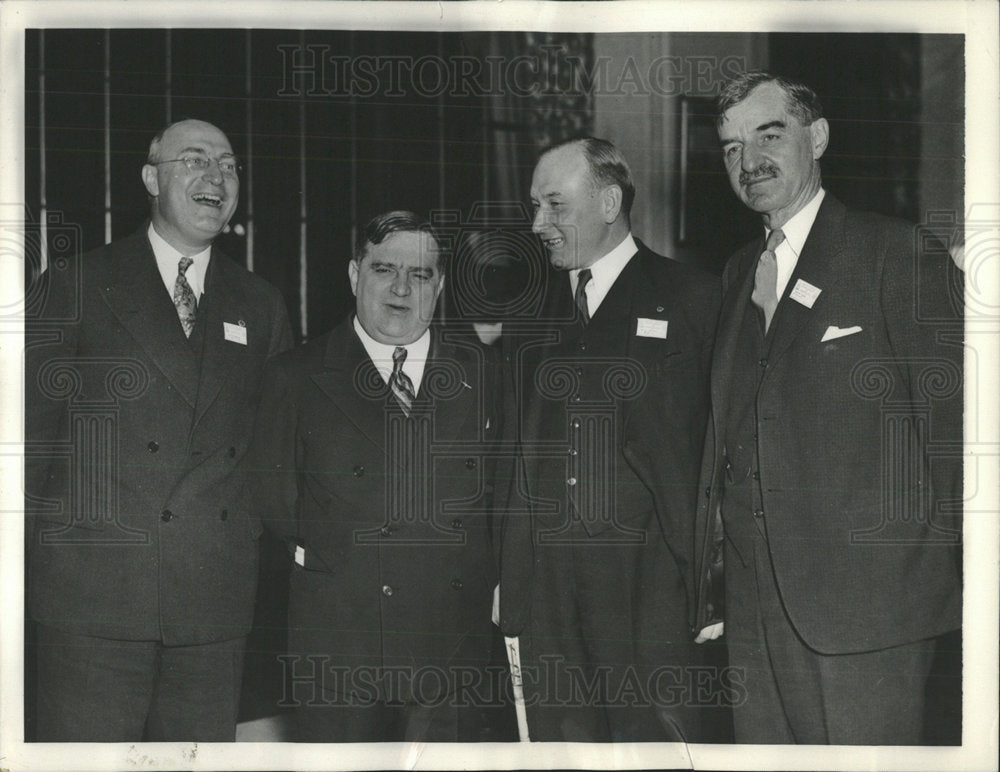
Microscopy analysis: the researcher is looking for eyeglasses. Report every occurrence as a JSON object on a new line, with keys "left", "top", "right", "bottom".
{"left": 152, "top": 155, "right": 242, "bottom": 178}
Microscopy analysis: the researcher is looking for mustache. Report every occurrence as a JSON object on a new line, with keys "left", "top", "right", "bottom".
{"left": 739, "top": 165, "right": 778, "bottom": 185}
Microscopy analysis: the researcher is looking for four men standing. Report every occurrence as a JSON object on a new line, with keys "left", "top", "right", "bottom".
{"left": 24, "top": 71, "right": 963, "bottom": 746}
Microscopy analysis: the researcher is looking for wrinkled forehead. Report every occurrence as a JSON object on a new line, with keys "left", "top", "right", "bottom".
{"left": 721, "top": 83, "right": 797, "bottom": 131}
{"left": 159, "top": 120, "right": 235, "bottom": 157}
{"left": 362, "top": 230, "right": 442, "bottom": 270}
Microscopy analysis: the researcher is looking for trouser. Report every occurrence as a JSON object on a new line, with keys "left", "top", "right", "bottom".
{"left": 725, "top": 531, "right": 944, "bottom": 745}
{"left": 33, "top": 624, "right": 245, "bottom": 742}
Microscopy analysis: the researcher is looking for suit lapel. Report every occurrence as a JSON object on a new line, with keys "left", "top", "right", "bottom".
{"left": 99, "top": 230, "right": 200, "bottom": 407}
{"left": 765, "top": 195, "right": 846, "bottom": 366}
{"left": 422, "top": 332, "right": 478, "bottom": 445}
{"left": 711, "top": 240, "right": 759, "bottom": 435}
{"left": 310, "top": 319, "right": 390, "bottom": 454}
{"left": 192, "top": 251, "right": 251, "bottom": 428}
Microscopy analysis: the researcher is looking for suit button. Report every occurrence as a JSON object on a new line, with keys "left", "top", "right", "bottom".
{"left": 753, "top": 509, "right": 764, "bottom": 519}
{"left": 758, "top": 358, "right": 767, "bottom": 367}
{"left": 161, "top": 509, "right": 173, "bottom": 522}
{"left": 452, "top": 518, "right": 463, "bottom": 529}
{"left": 380, "top": 525, "right": 392, "bottom": 537}
{"left": 567, "top": 477, "right": 577, "bottom": 486}
{"left": 450, "top": 579, "right": 463, "bottom": 590}
{"left": 465, "top": 458, "right": 477, "bottom": 470}
{"left": 578, "top": 341, "right": 587, "bottom": 351}
{"left": 568, "top": 448, "right": 578, "bottom": 456}
{"left": 571, "top": 419, "right": 581, "bottom": 429}
{"left": 382, "top": 585, "right": 394, "bottom": 597}
{"left": 147, "top": 441, "right": 159, "bottom": 453}
{"left": 752, "top": 471, "right": 760, "bottom": 481}
{"left": 571, "top": 394, "right": 582, "bottom": 403}
{"left": 575, "top": 367, "right": 584, "bottom": 376}
{"left": 228, "top": 446, "right": 236, "bottom": 458}
{"left": 704, "top": 487, "right": 711, "bottom": 498}
{"left": 220, "top": 509, "right": 228, "bottom": 521}
{"left": 354, "top": 465, "right": 365, "bottom": 477}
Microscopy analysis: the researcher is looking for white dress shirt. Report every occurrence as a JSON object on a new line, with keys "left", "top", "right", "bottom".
{"left": 353, "top": 316, "right": 431, "bottom": 395}
{"left": 569, "top": 233, "right": 638, "bottom": 318}
{"left": 148, "top": 223, "right": 210, "bottom": 302}
{"left": 768, "top": 188, "right": 825, "bottom": 301}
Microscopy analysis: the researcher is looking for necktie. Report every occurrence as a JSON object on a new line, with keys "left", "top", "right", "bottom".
{"left": 389, "top": 346, "right": 416, "bottom": 416}
{"left": 751, "top": 228, "right": 785, "bottom": 332}
{"left": 574, "top": 268, "right": 592, "bottom": 325}
{"left": 173, "top": 256, "right": 197, "bottom": 337}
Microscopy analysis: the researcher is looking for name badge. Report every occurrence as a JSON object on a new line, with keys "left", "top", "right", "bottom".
{"left": 636, "top": 318, "right": 668, "bottom": 339}
{"left": 789, "top": 279, "right": 822, "bottom": 308}
{"left": 223, "top": 321, "right": 247, "bottom": 345}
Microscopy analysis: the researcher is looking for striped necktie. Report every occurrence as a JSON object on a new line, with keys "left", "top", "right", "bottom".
{"left": 751, "top": 228, "right": 785, "bottom": 332}
{"left": 173, "top": 256, "right": 197, "bottom": 337}
{"left": 574, "top": 268, "right": 592, "bottom": 325}
{"left": 389, "top": 346, "right": 416, "bottom": 416}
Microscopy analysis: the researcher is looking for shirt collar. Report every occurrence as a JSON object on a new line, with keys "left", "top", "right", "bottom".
{"left": 352, "top": 315, "right": 432, "bottom": 395}
{"left": 148, "top": 222, "right": 212, "bottom": 300}
{"left": 766, "top": 188, "right": 825, "bottom": 259}
{"left": 570, "top": 233, "right": 638, "bottom": 316}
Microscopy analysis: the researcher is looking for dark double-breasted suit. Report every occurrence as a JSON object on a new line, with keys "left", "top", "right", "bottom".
{"left": 694, "top": 193, "right": 963, "bottom": 743}
{"left": 247, "top": 318, "right": 503, "bottom": 740}
{"left": 498, "top": 241, "right": 721, "bottom": 742}
{"left": 25, "top": 227, "right": 293, "bottom": 738}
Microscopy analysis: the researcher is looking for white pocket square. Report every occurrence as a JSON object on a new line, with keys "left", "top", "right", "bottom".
{"left": 821, "top": 325, "right": 862, "bottom": 342}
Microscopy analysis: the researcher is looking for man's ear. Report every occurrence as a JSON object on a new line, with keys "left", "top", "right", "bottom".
{"left": 348, "top": 259, "right": 359, "bottom": 297}
{"left": 141, "top": 165, "right": 159, "bottom": 197}
{"left": 810, "top": 118, "right": 830, "bottom": 161}
{"left": 602, "top": 185, "right": 623, "bottom": 224}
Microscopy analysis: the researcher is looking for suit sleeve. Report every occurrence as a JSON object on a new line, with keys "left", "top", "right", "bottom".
{"left": 245, "top": 354, "right": 301, "bottom": 544}
{"left": 24, "top": 262, "right": 80, "bottom": 551}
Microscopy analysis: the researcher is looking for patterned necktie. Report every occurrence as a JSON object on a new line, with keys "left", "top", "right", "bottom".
{"left": 173, "top": 256, "right": 197, "bottom": 338}
{"left": 751, "top": 228, "right": 785, "bottom": 332}
{"left": 574, "top": 268, "right": 592, "bottom": 325}
{"left": 389, "top": 346, "right": 416, "bottom": 416}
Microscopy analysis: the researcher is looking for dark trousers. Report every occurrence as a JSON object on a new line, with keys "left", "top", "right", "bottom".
{"left": 517, "top": 516, "right": 701, "bottom": 742}
{"left": 725, "top": 529, "right": 944, "bottom": 744}
{"left": 33, "top": 624, "right": 245, "bottom": 742}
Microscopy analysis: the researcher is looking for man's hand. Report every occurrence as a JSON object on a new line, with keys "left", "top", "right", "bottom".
{"left": 695, "top": 622, "right": 724, "bottom": 643}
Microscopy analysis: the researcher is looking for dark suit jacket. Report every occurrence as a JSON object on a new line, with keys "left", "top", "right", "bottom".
{"left": 499, "top": 241, "right": 721, "bottom": 638}
{"left": 247, "top": 318, "right": 501, "bottom": 703}
{"left": 695, "top": 193, "right": 964, "bottom": 653}
{"left": 25, "top": 227, "right": 293, "bottom": 646}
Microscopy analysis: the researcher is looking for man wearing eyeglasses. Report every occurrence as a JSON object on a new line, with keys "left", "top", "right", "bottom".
{"left": 25, "top": 119, "right": 293, "bottom": 741}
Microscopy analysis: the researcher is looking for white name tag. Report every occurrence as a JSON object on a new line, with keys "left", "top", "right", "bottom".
{"left": 789, "top": 279, "right": 822, "bottom": 308}
{"left": 636, "top": 318, "right": 668, "bottom": 339}
{"left": 294, "top": 545, "right": 305, "bottom": 566}
{"left": 223, "top": 321, "right": 247, "bottom": 345}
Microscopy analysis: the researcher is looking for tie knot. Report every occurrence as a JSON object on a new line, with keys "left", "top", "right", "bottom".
{"left": 178, "top": 256, "right": 194, "bottom": 276}
{"left": 765, "top": 228, "right": 785, "bottom": 252}
{"left": 577, "top": 268, "right": 592, "bottom": 288}
{"left": 392, "top": 346, "right": 407, "bottom": 368}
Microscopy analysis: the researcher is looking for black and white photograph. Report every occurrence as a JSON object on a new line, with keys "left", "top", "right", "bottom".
{"left": 1, "top": 1, "right": 997, "bottom": 770}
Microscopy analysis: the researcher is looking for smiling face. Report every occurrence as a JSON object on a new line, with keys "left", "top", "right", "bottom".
{"left": 141, "top": 119, "right": 239, "bottom": 254}
{"left": 529, "top": 144, "right": 622, "bottom": 271}
{"left": 718, "top": 81, "right": 829, "bottom": 229}
{"left": 349, "top": 229, "right": 445, "bottom": 345}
